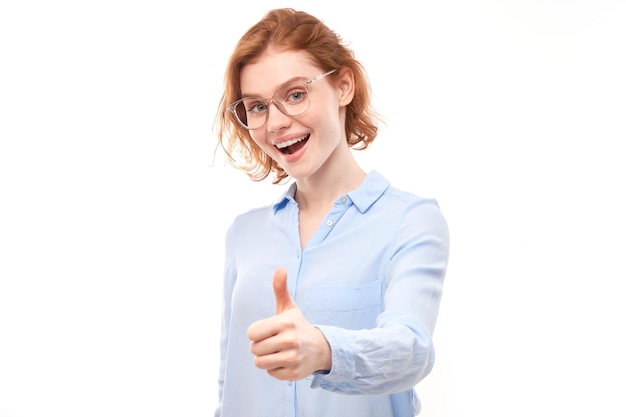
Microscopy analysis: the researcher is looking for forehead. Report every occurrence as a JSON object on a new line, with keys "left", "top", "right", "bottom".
{"left": 240, "top": 50, "right": 320, "bottom": 96}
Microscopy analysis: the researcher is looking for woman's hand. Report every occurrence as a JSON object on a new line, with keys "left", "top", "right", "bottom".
{"left": 247, "top": 267, "right": 332, "bottom": 381}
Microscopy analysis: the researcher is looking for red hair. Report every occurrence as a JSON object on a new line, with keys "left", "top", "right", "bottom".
{"left": 215, "top": 8, "right": 380, "bottom": 183}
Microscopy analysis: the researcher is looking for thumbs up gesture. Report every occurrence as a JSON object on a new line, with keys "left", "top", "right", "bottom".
{"left": 272, "top": 266, "right": 297, "bottom": 315}
{"left": 247, "top": 267, "right": 332, "bottom": 381}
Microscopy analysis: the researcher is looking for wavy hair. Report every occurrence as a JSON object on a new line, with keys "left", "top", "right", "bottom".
{"left": 214, "top": 8, "right": 380, "bottom": 183}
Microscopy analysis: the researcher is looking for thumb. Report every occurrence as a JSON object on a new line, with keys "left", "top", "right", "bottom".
{"left": 273, "top": 267, "right": 297, "bottom": 314}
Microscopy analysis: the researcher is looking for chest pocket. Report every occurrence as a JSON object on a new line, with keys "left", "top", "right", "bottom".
{"left": 298, "top": 280, "right": 383, "bottom": 330}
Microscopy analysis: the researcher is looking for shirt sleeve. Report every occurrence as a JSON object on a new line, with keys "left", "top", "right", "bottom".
{"left": 311, "top": 199, "right": 450, "bottom": 395}
{"left": 214, "top": 221, "right": 238, "bottom": 417}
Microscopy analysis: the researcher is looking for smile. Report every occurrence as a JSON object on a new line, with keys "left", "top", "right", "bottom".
{"left": 276, "top": 134, "right": 310, "bottom": 154}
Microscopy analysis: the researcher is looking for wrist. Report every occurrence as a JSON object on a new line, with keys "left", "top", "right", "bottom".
{"left": 315, "top": 327, "right": 332, "bottom": 372}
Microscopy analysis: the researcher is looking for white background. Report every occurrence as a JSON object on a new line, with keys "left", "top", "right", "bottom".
{"left": 1, "top": 1, "right": 625, "bottom": 416}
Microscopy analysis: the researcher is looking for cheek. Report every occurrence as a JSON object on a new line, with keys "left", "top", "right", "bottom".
{"left": 248, "top": 131, "right": 268, "bottom": 149}
{"left": 308, "top": 103, "right": 340, "bottom": 129}
{"left": 312, "top": 108, "right": 343, "bottom": 139}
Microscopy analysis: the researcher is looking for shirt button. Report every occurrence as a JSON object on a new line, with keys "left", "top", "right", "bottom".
{"left": 287, "top": 381, "right": 292, "bottom": 386}
{"left": 327, "top": 219, "right": 333, "bottom": 226}
{"left": 340, "top": 197, "right": 347, "bottom": 204}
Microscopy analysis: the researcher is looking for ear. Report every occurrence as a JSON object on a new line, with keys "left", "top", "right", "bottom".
{"left": 336, "top": 67, "right": 355, "bottom": 107}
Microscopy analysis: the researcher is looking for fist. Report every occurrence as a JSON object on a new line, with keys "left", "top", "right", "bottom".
{"left": 246, "top": 267, "right": 332, "bottom": 380}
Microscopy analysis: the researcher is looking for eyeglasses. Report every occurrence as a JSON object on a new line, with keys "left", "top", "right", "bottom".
{"left": 227, "top": 69, "right": 337, "bottom": 130}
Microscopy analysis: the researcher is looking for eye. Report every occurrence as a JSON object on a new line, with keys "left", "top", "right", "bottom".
{"left": 289, "top": 91, "right": 305, "bottom": 102}
{"left": 244, "top": 100, "right": 267, "bottom": 114}
{"left": 282, "top": 86, "right": 308, "bottom": 104}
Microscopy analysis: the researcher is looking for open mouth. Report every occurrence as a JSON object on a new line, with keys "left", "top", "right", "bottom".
{"left": 276, "top": 134, "right": 310, "bottom": 155}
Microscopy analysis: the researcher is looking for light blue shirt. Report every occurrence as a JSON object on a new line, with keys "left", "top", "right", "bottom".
{"left": 215, "top": 170, "right": 450, "bottom": 417}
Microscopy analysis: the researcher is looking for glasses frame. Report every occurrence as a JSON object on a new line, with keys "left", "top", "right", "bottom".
{"left": 227, "top": 69, "right": 338, "bottom": 130}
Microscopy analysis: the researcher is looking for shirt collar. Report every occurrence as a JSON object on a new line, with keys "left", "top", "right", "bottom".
{"left": 272, "top": 182, "right": 297, "bottom": 213}
{"left": 348, "top": 170, "right": 390, "bottom": 213}
{"left": 272, "top": 170, "right": 389, "bottom": 214}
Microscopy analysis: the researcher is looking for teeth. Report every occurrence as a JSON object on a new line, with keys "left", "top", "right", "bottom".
{"left": 276, "top": 135, "right": 308, "bottom": 149}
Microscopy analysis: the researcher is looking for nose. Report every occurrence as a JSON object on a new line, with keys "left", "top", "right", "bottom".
{"left": 266, "top": 101, "right": 292, "bottom": 132}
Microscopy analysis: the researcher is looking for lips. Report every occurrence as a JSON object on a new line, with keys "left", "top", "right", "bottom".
{"left": 276, "top": 134, "right": 310, "bottom": 155}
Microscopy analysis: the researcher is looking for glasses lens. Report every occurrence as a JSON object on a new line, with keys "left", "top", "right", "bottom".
{"left": 232, "top": 98, "right": 262, "bottom": 130}
{"left": 275, "top": 83, "right": 310, "bottom": 117}
{"left": 232, "top": 83, "right": 311, "bottom": 130}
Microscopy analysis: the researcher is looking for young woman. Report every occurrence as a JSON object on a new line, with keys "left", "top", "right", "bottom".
{"left": 214, "top": 8, "right": 450, "bottom": 417}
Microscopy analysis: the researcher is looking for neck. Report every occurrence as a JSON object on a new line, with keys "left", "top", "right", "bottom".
{"left": 294, "top": 156, "right": 366, "bottom": 211}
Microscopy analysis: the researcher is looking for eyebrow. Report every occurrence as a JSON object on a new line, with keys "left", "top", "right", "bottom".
{"left": 240, "top": 75, "right": 309, "bottom": 98}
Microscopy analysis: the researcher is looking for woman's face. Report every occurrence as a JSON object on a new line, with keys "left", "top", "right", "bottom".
{"left": 239, "top": 49, "right": 353, "bottom": 181}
